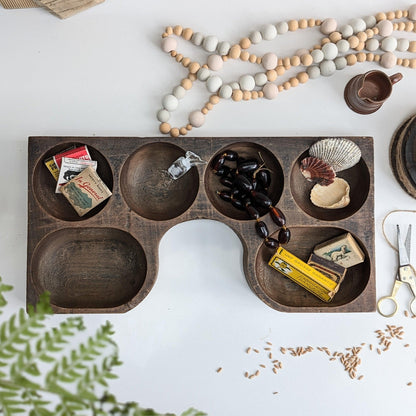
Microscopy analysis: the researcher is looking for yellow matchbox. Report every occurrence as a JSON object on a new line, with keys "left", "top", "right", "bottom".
{"left": 268, "top": 247, "right": 339, "bottom": 302}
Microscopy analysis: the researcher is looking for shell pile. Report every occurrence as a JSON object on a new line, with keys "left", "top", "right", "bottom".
{"left": 310, "top": 178, "right": 351, "bottom": 209}
{"left": 300, "top": 156, "right": 336, "bottom": 186}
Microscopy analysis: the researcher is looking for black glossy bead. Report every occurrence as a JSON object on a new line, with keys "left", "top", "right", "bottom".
{"left": 212, "top": 155, "right": 225, "bottom": 172}
{"left": 217, "top": 190, "right": 232, "bottom": 202}
{"left": 255, "top": 221, "right": 269, "bottom": 239}
{"left": 251, "top": 191, "right": 272, "bottom": 208}
{"left": 220, "top": 176, "right": 233, "bottom": 188}
{"left": 269, "top": 206, "right": 286, "bottom": 227}
{"left": 278, "top": 227, "right": 291, "bottom": 244}
{"left": 234, "top": 174, "right": 253, "bottom": 193}
{"left": 223, "top": 149, "right": 238, "bottom": 161}
{"left": 231, "top": 198, "right": 245, "bottom": 210}
{"left": 256, "top": 170, "right": 271, "bottom": 188}
{"left": 237, "top": 159, "right": 259, "bottom": 174}
{"left": 264, "top": 237, "right": 279, "bottom": 249}
{"left": 215, "top": 165, "right": 230, "bottom": 177}
{"left": 246, "top": 205, "right": 259, "bottom": 220}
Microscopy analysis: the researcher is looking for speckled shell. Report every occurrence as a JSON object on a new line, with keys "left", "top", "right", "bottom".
{"left": 310, "top": 177, "right": 350, "bottom": 209}
{"left": 309, "top": 138, "right": 361, "bottom": 172}
{"left": 300, "top": 156, "right": 336, "bottom": 186}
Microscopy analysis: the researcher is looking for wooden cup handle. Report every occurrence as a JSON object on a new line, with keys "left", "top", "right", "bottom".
{"left": 390, "top": 73, "right": 403, "bottom": 85}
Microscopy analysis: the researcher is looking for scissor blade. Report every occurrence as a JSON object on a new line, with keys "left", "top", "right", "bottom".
{"left": 397, "top": 224, "right": 412, "bottom": 267}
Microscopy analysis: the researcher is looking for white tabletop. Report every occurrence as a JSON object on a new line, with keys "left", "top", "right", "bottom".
{"left": 2, "top": 0, "right": 416, "bottom": 414}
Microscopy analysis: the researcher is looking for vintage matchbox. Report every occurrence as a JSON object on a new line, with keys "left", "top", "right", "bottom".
{"left": 60, "top": 166, "right": 112, "bottom": 216}
{"left": 55, "top": 157, "right": 97, "bottom": 193}
{"left": 268, "top": 247, "right": 339, "bottom": 302}
{"left": 307, "top": 253, "right": 347, "bottom": 285}
{"left": 53, "top": 145, "right": 91, "bottom": 169}
{"left": 313, "top": 233, "right": 365, "bottom": 268}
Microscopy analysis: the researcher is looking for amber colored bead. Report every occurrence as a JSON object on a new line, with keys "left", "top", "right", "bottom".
{"left": 269, "top": 206, "right": 286, "bottom": 227}
{"left": 278, "top": 226, "right": 291, "bottom": 244}
{"left": 264, "top": 237, "right": 279, "bottom": 249}
{"left": 246, "top": 205, "right": 260, "bottom": 220}
{"left": 251, "top": 191, "right": 272, "bottom": 208}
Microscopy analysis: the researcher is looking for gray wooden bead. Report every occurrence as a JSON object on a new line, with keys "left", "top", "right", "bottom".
{"left": 363, "top": 15, "right": 376, "bottom": 29}
{"left": 319, "top": 60, "right": 336, "bottom": 76}
{"left": 365, "top": 38, "right": 379, "bottom": 52}
{"left": 217, "top": 41, "right": 231, "bottom": 56}
{"left": 219, "top": 85, "right": 232, "bottom": 99}
{"left": 254, "top": 72, "right": 268, "bottom": 86}
{"left": 173, "top": 85, "right": 186, "bottom": 99}
{"left": 192, "top": 32, "right": 204, "bottom": 46}
{"left": 229, "top": 82, "right": 240, "bottom": 90}
{"left": 397, "top": 38, "right": 410, "bottom": 52}
{"left": 381, "top": 36, "right": 397, "bottom": 52}
{"left": 197, "top": 67, "right": 211, "bottom": 81}
{"left": 203, "top": 35, "right": 219, "bottom": 52}
{"left": 206, "top": 75, "right": 223, "bottom": 93}
{"left": 336, "top": 39, "right": 350, "bottom": 54}
{"left": 349, "top": 18, "right": 366, "bottom": 34}
{"left": 157, "top": 109, "right": 170, "bottom": 122}
{"left": 261, "top": 24, "right": 277, "bottom": 40}
{"left": 340, "top": 24, "right": 353, "bottom": 38}
{"left": 334, "top": 56, "right": 347, "bottom": 70}
{"left": 322, "top": 42, "right": 338, "bottom": 60}
{"left": 276, "top": 21, "right": 289, "bottom": 34}
{"left": 307, "top": 66, "right": 321, "bottom": 79}
{"left": 239, "top": 74, "right": 255, "bottom": 91}
{"left": 162, "top": 94, "right": 178, "bottom": 111}
{"left": 249, "top": 30, "right": 262, "bottom": 44}
{"left": 311, "top": 49, "right": 324, "bottom": 64}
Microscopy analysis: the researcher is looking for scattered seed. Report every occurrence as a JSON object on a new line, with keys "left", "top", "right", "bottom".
{"left": 266, "top": 341, "right": 273, "bottom": 346}
{"left": 273, "top": 367, "right": 278, "bottom": 374}
{"left": 377, "top": 348, "right": 381, "bottom": 355}
{"left": 358, "top": 375, "right": 364, "bottom": 381}
{"left": 269, "top": 352, "right": 273, "bottom": 359}
{"left": 264, "top": 347, "right": 271, "bottom": 351}
{"left": 330, "top": 357, "right": 336, "bottom": 361}
{"left": 404, "top": 344, "right": 410, "bottom": 347}
{"left": 248, "top": 374, "right": 255, "bottom": 379}
{"left": 407, "top": 382, "right": 413, "bottom": 386}
{"left": 280, "top": 347, "right": 286, "bottom": 354}
{"left": 404, "top": 310, "right": 409, "bottom": 317}
{"left": 253, "top": 349, "right": 260, "bottom": 353}
{"left": 244, "top": 372, "right": 248, "bottom": 378}
{"left": 273, "top": 391, "right": 278, "bottom": 395}
{"left": 255, "top": 370, "right": 260, "bottom": 376}
{"left": 369, "top": 344, "right": 373, "bottom": 351}
{"left": 246, "top": 347, "right": 251, "bottom": 354}
{"left": 260, "top": 364, "right": 266, "bottom": 368}
{"left": 216, "top": 367, "right": 222, "bottom": 373}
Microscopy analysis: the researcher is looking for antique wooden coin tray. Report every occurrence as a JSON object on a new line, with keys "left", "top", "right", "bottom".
{"left": 27, "top": 136, "right": 375, "bottom": 313}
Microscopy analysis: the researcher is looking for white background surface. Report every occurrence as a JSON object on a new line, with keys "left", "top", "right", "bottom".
{"left": 2, "top": 0, "right": 416, "bottom": 414}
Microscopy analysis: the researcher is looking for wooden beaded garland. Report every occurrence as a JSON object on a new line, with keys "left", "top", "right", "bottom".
{"left": 158, "top": 4, "right": 416, "bottom": 137}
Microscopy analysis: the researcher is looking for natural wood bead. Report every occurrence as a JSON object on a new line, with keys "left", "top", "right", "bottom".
{"left": 355, "top": 42, "right": 365, "bottom": 51}
{"left": 357, "top": 32, "right": 367, "bottom": 42}
{"left": 173, "top": 25, "right": 183, "bottom": 36}
{"left": 346, "top": 54, "right": 357, "bottom": 65}
{"left": 405, "top": 22, "right": 414, "bottom": 32}
{"left": 288, "top": 20, "right": 299, "bottom": 31}
{"left": 258, "top": 91, "right": 264, "bottom": 98}
{"left": 297, "top": 72, "right": 309, "bottom": 83}
{"left": 240, "top": 37, "right": 251, "bottom": 49}
{"left": 266, "top": 70, "right": 278, "bottom": 81}
{"left": 290, "top": 77, "right": 299, "bottom": 87}
{"left": 251, "top": 91, "right": 259, "bottom": 99}
{"left": 186, "top": 124, "right": 193, "bottom": 130}
{"left": 243, "top": 91, "right": 251, "bottom": 100}
{"left": 402, "top": 58, "right": 410, "bottom": 67}
{"left": 278, "top": 58, "right": 283, "bottom": 66}
{"left": 189, "top": 73, "right": 197, "bottom": 81}
{"left": 276, "top": 66, "right": 285, "bottom": 76}
{"left": 374, "top": 54, "right": 380, "bottom": 62}
{"left": 395, "top": 10, "right": 403, "bottom": 18}
{"left": 365, "top": 29, "right": 374, "bottom": 38}
{"left": 308, "top": 18, "right": 316, "bottom": 27}
{"left": 397, "top": 58, "right": 403, "bottom": 65}
{"left": 165, "top": 26, "right": 173, "bottom": 35}
{"left": 409, "top": 41, "right": 416, "bottom": 53}
{"left": 299, "top": 19, "right": 308, "bottom": 29}
{"left": 410, "top": 59, "right": 416, "bottom": 69}
{"left": 170, "top": 50, "right": 177, "bottom": 57}
{"left": 240, "top": 51, "right": 250, "bottom": 61}
{"left": 348, "top": 36, "right": 359, "bottom": 49}
{"left": 315, "top": 19, "right": 322, "bottom": 25}
{"left": 321, "top": 37, "right": 330, "bottom": 45}
{"left": 179, "top": 127, "right": 188, "bottom": 136}
{"left": 329, "top": 32, "right": 342, "bottom": 43}
{"left": 229, "top": 45, "right": 241, "bottom": 59}
{"left": 393, "top": 23, "right": 399, "bottom": 31}
{"left": 357, "top": 52, "right": 366, "bottom": 62}
{"left": 181, "top": 78, "right": 193, "bottom": 90}
{"left": 205, "top": 102, "right": 214, "bottom": 110}
{"left": 201, "top": 108, "right": 209, "bottom": 114}
{"left": 222, "top": 56, "right": 228, "bottom": 62}
{"left": 182, "top": 57, "right": 191, "bottom": 67}
{"left": 170, "top": 127, "right": 180, "bottom": 138}
{"left": 249, "top": 54, "right": 257, "bottom": 63}
{"left": 188, "top": 62, "right": 200, "bottom": 74}
{"left": 202, "top": 64, "right": 209, "bottom": 69}
{"left": 210, "top": 95, "right": 220, "bottom": 105}
{"left": 283, "top": 81, "right": 291, "bottom": 90}
{"left": 301, "top": 54, "right": 313, "bottom": 66}
{"left": 375, "top": 12, "right": 386, "bottom": 21}
{"left": 256, "top": 57, "right": 262, "bottom": 65}
{"left": 182, "top": 28, "right": 193, "bottom": 40}
{"left": 232, "top": 89, "right": 243, "bottom": 101}
{"left": 175, "top": 54, "right": 183, "bottom": 62}
{"left": 160, "top": 123, "right": 171, "bottom": 134}
{"left": 283, "top": 57, "right": 291, "bottom": 68}
{"left": 386, "top": 11, "right": 395, "bottom": 20}
{"left": 277, "top": 85, "right": 284, "bottom": 92}
{"left": 290, "top": 56, "right": 301, "bottom": 66}
{"left": 162, "top": 33, "right": 169, "bottom": 38}
{"left": 366, "top": 53, "right": 374, "bottom": 62}
{"left": 403, "top": 10, "right": 409, "bottom": 17}
{"left": 398, "top": 22, "right": 406, "bottom": 31}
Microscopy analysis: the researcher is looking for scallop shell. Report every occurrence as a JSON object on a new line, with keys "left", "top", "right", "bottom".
{"left": 309, "top": 138, "right": 361, "bottom": 172}
{"left": 300, "top": 156, "right": 336, "bottom": 186}
{"left": 310, "top": 177, "right": 350, "bottom": 209}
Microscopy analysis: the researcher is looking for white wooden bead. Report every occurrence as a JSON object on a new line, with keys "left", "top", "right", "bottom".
{"left": 295, "top": 48, "right": 309, "bottom": 57}
{"left": 162, "top": 94, "right": 178, "bottom": 111}
{"left": 219, "top": 85, "right": 233, "bottom": 99}
{"left": 336, "top": 39, "right": 350, "bottom": 53}
{"left": 366, "top": 38, "right": 379, "bottom": 52}
{"left": 189, "top": 110, "right": 205, "bottom": 127}
{"left": 307, "top": 66, "right": 321, "bottom": 79}
{"left": 409, "top": 4, "right": 416, "bottom": 20}
{"left": 197, "top": 67, "right": 211, "bottom": 81}
{"left": 363, "top": 15, "right": 376, "bottom": 29}
{"left": 229, "top": 82, "right": 240, "bottom": 90}
{"left": 276, "top": 21, "right": 289, "bottom": 34}
{"left": 239, "top": 75, "right": 255, "bottom": 91}
{"left": 254, "top": 72, "right": 268, "bottom": 86}
{"left": 263, "top": 82, "right": 278, "bottom": 99}
{"left": 261, "top": 24, "right": 277, "bottom": 40}
{"left": 320, "top": 18, "right": 337, "bottom": 35}
{"left": 397, "top": 38, "right": 410, "bottom": 52}
{"left": 191, "top": 32, "right": 204, "bottom": 46}
{"left": 380, "top": 52, "right": 397, "bottom": 68}
{"left": 340, "top": 24, "right": 353, "bottom": 38}
{"left": 311, "top": 49, "right": 324, "bottom": 63}
{"left": 262, "top": 52, "right": 278, "bottom": 70}
{"left": 207, "top": 54, "right": 223, "bottom": 71}
{"left": 349, "top": 18, "right": 366, "bottom": 33}
{"left": 322, "top": 42, "right": 338, "bottom": 60}
{"left": 206, "top": 75, "right": 223, "bottom": 92}
{"left": 377, "top": 20, "right": 394, "bottom": 37}
{"left": 157, "top": 109, "right": 170, "bottom": 122}
{"left": 334, "top": 56, "right": 347, "bottom": 70}
{"left": 249, "top": 31, "right": 262, "bottom": 44}
{"left": 217, "top": 41, "right": 231, "bottom": 56}
{"left": 173, "top": 85, "right": 186, "bottom": 99}
{"left": 381, "top": 36, "right": 397, "bottom": 52}
{"left": 203, "top": 35, "right": 219, "bottom": 52}
{"left": 161, "top": 37, "right": 177, "bottom": 53}
{"left": 319, "top": 60, "right": 336, "bottom": 76}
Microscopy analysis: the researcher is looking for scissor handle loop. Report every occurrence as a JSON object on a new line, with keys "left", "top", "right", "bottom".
{"left": 377, "top": 295, "right": 399, "bottom": 317}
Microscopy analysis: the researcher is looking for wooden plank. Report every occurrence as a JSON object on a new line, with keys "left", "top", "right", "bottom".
{"left": 33, "top": 0, "right": 105, "bottom": 18}
{"left": 0, "top": 0, "right": 39, "bottom": 8}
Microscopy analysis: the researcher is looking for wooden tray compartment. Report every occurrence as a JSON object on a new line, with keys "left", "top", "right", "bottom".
{"left": 27, "top": 136, "right": 375, "bottom": 313}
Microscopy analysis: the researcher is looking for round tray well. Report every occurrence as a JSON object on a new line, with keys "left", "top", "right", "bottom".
{"left": 120, "top": 142, "right": 199, "bottom": 221}
{"left": 30, "top": 227, "right": 147, "bottom": 311}
{"left": 254, "top": 226, "right": 371, "bottom": 309}
{"left": 205, "top": 142, "right": 284, "bottom": 220}
{"left": 291, "top": 151, "right": 370, "bottom": 221}
{"left": 33, "top": 142, "right": 114, "bottom": 221}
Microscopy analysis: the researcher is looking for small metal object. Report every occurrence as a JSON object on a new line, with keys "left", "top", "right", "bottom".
{"left": 167, "top": 151, "right": 206, "bottom": 180}
{"left": 377, "top": 224, "right": 416, "bottom": 317}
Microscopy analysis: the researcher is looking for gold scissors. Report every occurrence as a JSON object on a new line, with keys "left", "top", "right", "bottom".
{"left": 377, "top": 224, "right": 416, "bottom": 317}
